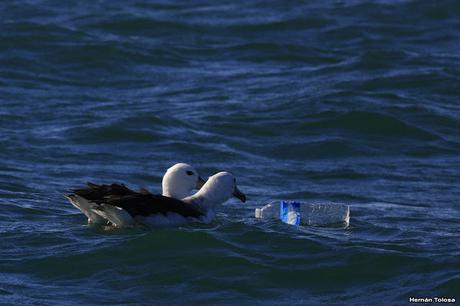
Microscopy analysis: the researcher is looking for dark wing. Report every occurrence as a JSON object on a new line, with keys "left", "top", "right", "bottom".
{"left": 68, "top": 182, "right": 203, "bottom": 219}
{"left": 138, "top": 187, "right": 151, "bottom": 195}
{"left": 105, "top": 194, "right": 204, "bottom": 219}
{"left": 69, "top": 182, "right": 140, "bottom": 204}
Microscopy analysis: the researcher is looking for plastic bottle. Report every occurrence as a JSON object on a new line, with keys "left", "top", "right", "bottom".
{"left": 255, "top": 201, "right": 350, "bottom": 226}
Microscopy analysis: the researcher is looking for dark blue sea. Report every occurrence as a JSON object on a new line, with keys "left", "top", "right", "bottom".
{"left": 1, "top": 1, "right": 460, "bottom": 305}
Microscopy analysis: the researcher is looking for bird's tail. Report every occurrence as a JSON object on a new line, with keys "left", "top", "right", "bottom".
{"left": 65, "top": 194, "right": 106, "bottom": 224}
{"left": 91, "top": 204, "right": 134, "bottom": 227}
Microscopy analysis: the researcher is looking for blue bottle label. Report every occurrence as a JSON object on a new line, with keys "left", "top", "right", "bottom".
{"left": 280, "top": 201, "right": 301, "bottom": 225}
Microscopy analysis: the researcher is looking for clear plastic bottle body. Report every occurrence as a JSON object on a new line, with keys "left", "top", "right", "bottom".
{"left": 255, "top": 201, "right": 350, "bottom": 226}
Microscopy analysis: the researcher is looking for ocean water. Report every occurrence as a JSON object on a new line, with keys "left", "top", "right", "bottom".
{"left": 1, "top": 0, "right": 460, "bottom": 305}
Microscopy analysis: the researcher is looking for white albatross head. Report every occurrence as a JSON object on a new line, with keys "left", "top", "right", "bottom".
{"left": 187, "top": 171, "right": 246, "bottom": 211}
{"left": 162, "top": 163, "right": 205, "bottom": 199}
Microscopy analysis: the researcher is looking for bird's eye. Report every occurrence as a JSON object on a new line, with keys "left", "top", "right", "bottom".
{"left": 186, "top": 171, "right": 194, "bottom": 176}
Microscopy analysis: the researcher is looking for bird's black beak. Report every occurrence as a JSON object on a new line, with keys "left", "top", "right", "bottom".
{"left": 232, "top": 186, "right": 246, "bottom": 203}
{"left": 196, "top": 176, "right": 206, "bottom": 189}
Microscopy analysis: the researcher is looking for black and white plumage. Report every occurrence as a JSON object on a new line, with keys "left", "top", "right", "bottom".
{"left": 65, "top": 163, "right": 205, "bottom": 225}
{"left": 66, "top": 171, "right": 246, "bottom": 228}
{"left": 66, "top": 183, "right": 204, "bottom": 223}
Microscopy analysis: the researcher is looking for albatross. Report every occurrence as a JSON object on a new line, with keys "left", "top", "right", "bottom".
{"left": 70, "top": 171, "right": 246, "bottom": 227}
{"left": 66, "top": 163, "right": 205, "bottom": 224}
